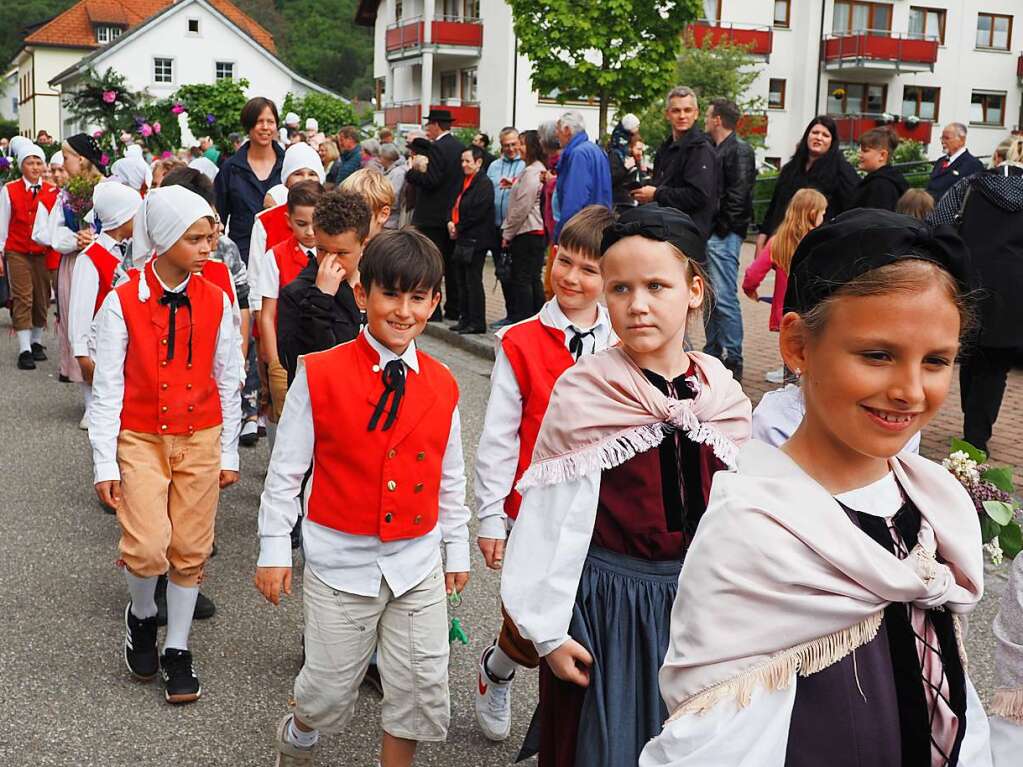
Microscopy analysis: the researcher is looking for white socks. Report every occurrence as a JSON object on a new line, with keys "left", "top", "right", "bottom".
{"left": 30, "top": 327, "right": 43, "bottom": 344}
{"left": 163, "top": 581, "right": 199, "bottom": 651}
{"left": 485, "top": 645, "right": 518, "bottom": 681}
{"left": 16, "top": 329, "right": 31, "bottom": 354}
{"left": 81, "top": 384, "right": 93, "bottom": 417}
{"left": 125, "top": 572, "right": 158, "bottom": 619}
{"left": 288, "top": 716, "right": 319, "bottom": 749}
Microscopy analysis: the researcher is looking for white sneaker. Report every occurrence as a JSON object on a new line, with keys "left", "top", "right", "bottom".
{"left": 765, "top": 367, "right": 786, "bottom": 384}
{"left": 79, "top": 414, "right": 89, "bottom": 431}
{"left": 475, "top": 646, "right": 514, "bottom": 741}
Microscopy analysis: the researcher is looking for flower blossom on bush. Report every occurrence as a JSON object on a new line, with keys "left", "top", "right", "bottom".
{"left": 140, "top": 123, "right": 153, "bottom": 137}
{"left": 102, "top": 90, "right": 117, "bottom": 104}
{"left": 153, "top": 122, "right": 162, "bottom": 134}
{"left": 171, "top": 103, "right": 185, "bottom": 115}
{"left": 206, "top": 114, "right": 216, "bottom": 125}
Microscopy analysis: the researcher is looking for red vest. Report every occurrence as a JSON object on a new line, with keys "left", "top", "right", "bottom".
{"left": 201, "top": 259, "right": 235, "bottom": 303}
{"left": 117, "top": 261, "right": 225, "bottom": 436}
{"left": 83, "top": 241, "right": 122, "bottom": 315}
{"left": 499, "top": 318, "right": 575, "bottom": 519}
{"left": 255, "top": 203, "right": 292, "bottom": 253}
{"left": 305, "top": 334, "right": 459, "bottom": 541}
{"left": 271, "top": 235, "right": 312, "bottom": 295}
{"left": 45, "top": 249, "right": 61, "bottom": 271}
{"left": 4, "top": 179, "right": 58, "bottom": 255}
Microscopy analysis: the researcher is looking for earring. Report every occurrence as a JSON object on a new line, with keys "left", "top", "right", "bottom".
{"left": 794, "top": 368, "right": 802, "bottom": 377}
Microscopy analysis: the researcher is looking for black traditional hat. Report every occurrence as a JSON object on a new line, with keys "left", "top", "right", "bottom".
{"left": 423, "top": 109, "right": 454, "bottom": 124}
{"left": 66, "top": 132, "right": 108, "bottom": 174}
{"left": 600, "top": 204, "right": 706, "bottom": 264}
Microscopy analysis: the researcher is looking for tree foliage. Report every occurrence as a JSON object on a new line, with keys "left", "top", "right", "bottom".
{"left": 508, "top": 0, "right": 702, "bottom": 137}
{"left": 175, "top": 78, "right": 250, "bottom": 154}
{"left": 0, "top": 0, "right": 76, "bottom": 69}
{"left": 282, "top": 92, "right": 365, "bottom": 134}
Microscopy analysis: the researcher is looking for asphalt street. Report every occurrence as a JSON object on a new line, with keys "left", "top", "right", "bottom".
{"left": 0, "top": 322, "right": 1008, "bottom": 766}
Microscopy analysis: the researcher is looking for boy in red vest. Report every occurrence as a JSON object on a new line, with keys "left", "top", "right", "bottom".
{"left": 68, "top": 182, "right": 141, "bottom": 429}
{"left": 473, "top": 204, "right": 615, "bottom": 741}
{"left": 257, "top": 228, "right": 470, "bottom": 767}
{"left": 89, "top": 186, "right": 242, "bottom": 705}
{"left": 0, "top": 142, "right": 60, "bottom": 369}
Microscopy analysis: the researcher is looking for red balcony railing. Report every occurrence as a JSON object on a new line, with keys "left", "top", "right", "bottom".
{"left": 386, "top": 17, "right": 482, "bottom": 53}
{"left": 384, "top": 102, "right": 422, "bottom": 125}
{"left": 823, "top": 32, "right": 938, "bottom": 71}
{"left": 386, "top": 20, "right": 424, "bottom": 52}
{"left": 430, "top": 103, "right": 480, "bottom": 127}
{"left": 831, "top": 114, "right": 933, "bottom": 145}
{"left": 688, "top": 21, "right": 773, "bottom": 57}
{"left": 737, "top": 113, "right": 768, "bottom": 137}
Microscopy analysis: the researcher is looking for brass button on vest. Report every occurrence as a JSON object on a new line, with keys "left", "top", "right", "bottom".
{"left": 161, "top": 405, "right": 168, "bottom": 413}
{"left": 160, "top": 424, "right": 168, "bottom": 431}
{"left": 414, "top": 482, "right": 424, "bottom": 493}
{"left": 416, "top": 451, "right": 426, "bottom": 461}
{"left": 161, "top": 338, "right": 167, "bottom": 345}
{"left": 384, "top": 513, "right": 393, "bottom": 523}
{"left": 413, "top": 514, "right": 422, "bottom": 525}
{"left": 387, "top": 480, "right": 397, "bottom": 491}
{"left": 161, "top": 383, "right": 169, "bottom": 390}
{"left": 387, "top": 449, "right": 396, "bottom": 459}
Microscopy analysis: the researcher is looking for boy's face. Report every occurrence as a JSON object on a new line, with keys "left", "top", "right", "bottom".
{"left": 162, "top": 217, "right": 214, "bottom": 274}
{"left": 551, "top": 246, "right": 603, "bottom": 315}
{"left": 285, "top": 168, "right": 320, "bottom": 187}
{"left": 315, "top": 228, "right": 365, "bottom": 281}
{"left": 21, "top": 157, "right": 44, "bottom": 182}
{"left": 51, "top": 166, "right": 69, "bottom": 187}
{"left": 287, "top": 205, "right": 317, "bottom": 249}
{"left": 355, "top": 281, "right": 441, "bottom": 355}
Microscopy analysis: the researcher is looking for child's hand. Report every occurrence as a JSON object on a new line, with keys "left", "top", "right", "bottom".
{"left": 75, "top": 229, "right": 95, "bottom": 250}
{"left": 546, "top": 638, "right": 592, "bottom": 687}
{"left": 76, "top": 356, "right": 95, "bottom": 385}
{"left": 744, "top": 288, "right": 759, "bottom": 302}
{"left": 255, "top": 566, "right": 292, "bottom": 605}
{"left": 314, "top": 253, "right": 346, "bottom": 297}
{"left": 477, "top": 537, "right": 505, "bottom": 570}
{"left": 219, "top": 470, "right": 240, "bottom": 488}
{"left": 95, "top": 480, "right": 121, "bottom": 510}
{"left": 445, "top": 571, "right": 469, "bottom": 595}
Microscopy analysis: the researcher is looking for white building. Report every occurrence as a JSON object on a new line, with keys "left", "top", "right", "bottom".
{"left": 699, "top": 0, "right": 1023, "bottom": 163}
{"left": 354, "top": 0, "right": 603, "bottom": 137}
{"left": 0, "top": 69, "right": 17, "bottom": 122}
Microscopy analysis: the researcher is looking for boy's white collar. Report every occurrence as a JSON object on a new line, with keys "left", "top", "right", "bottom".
{"left": 363, "top": 328, "right": 420, "bottom": 373}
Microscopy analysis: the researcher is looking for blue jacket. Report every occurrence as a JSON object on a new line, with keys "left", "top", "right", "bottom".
{"left": 326, "top": 147, "right": 362, "bottom": 187}
{"left": 554, "top": 131, "right": 612, "bottom": 238}
{"left": 214, "top": 141, "right": 285, "bottom": 263}
{"left": 486, "top": 154, "right": 525, "bottom": 226}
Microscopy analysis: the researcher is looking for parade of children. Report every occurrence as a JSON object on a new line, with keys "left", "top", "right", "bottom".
{"left": 4, "top": 88, "right": 1023, "bottom": 767}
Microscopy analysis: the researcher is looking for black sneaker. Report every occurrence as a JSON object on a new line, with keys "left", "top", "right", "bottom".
{"left": 17, "top": 351, "right": 35, "bottom": 370}
{"left": 123, "top": 603, "right": 159, "bottom": 680}
{"left": 154, "top": 575, "right": 216, "bottom": 626}
{"left": 31, "top": 342, "right": 47, "bottom": 361}
{"left": 161, "top": 648, "right": 201, "bottom": 704}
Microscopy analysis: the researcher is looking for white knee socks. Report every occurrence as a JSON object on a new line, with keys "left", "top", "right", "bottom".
{"left": 288, "top": 716, "right": 319, "bottom": 748}
{"left": 485, "top": 645, "right": 518, "bottom": 681}
{"left": 163, "top": 580, "right": 199, "bottom": 652}
{"left": 30, "top": 327, "right": 43, "bottom": 344}
{"left": 81, "top": 383, "right": 93, "bottom": 418}
{"left": 16, "top": 329, "right": 31, "bottom": 354}
{"left": 125, "top": 572, "right": 158, "bottom": 619}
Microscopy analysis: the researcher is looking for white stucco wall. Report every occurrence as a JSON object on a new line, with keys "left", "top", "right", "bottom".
{"left": 18, "top": 47, "right": 91, "bottom": 137}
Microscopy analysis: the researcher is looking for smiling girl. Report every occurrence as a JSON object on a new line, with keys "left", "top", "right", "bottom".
{"left": 500, "top": 205, "right": 751, "bottom": 766}
{"left": 641, "top": 209, "right": 991, "bottom": 767}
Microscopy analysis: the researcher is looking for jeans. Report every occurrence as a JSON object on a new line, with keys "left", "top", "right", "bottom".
{"left": 509, "top": 233, "right": 546, "bottom": 322}
{"left": 242, "top": 335, "right": 260, "bottom": 421}
{"left": 457, "top": 249, "right": 486, "bottom": 330}
{"left": 703, "top": 232, "right": 744, "bottom": 367}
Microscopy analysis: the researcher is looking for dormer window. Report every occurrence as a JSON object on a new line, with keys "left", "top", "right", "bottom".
{"left": 95, "top": 25, "right": 122, "bottom": 44}
{"left": 187, "top": 18, "right": 200, "bottom": 34}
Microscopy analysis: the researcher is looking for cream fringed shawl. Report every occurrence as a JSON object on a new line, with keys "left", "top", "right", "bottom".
{"left": 992, "top": 555, "right": 1023, "bottom": 723}
{"left": 659, "top": 440, "right": 985, "bottom": 720}
{"left": 516, "top": 348, "right": 751, "bottom": 489}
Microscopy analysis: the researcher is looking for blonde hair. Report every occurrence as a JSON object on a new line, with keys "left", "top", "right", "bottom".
{"left": 771, "top": 188, "right": 828, "bottom": 274}
{"left": 319, "top": 139, "right": 340, "bottom": 164}
{"left": 151, "top": 157, "right": 186, "bottom": 187}
{"left": 994, "top": 135, "right": 1023, "bottom": 166}
{"left": 340, "top": 168, "right": 394, "bottom": 215}
{"left": 60, "top": 141, "right": 103, "bottom": 181}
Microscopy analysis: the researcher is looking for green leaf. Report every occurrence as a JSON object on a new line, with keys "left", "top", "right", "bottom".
{"left": 980, "top": 515, "right": 1001, "bottom": 544}
{"left": 950, "top": 438, "right": 987, "bottom": 464}
{"left": 982, "top": 466, "right": 1015, "bottom": 494}
{"left": 983, "top": 500, "right": 1016, "bottom": 526}
{"left": 999, "top": 523, "right": 1023, "bottom": 560}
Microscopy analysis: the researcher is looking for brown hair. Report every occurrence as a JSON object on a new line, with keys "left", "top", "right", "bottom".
{"left": 359, "top": 228, "right": 444, "bottom": 294}
{"left": 771, "top": 188, "right": 828, "bottom": 274}
{"left": 859, "top": 126, "right": 899, "bottom": 157}
{"left": 895, "top": 188, "right": 935, "bottom": 220}
{"left": 151, "top": 157, "right": 186, "bottom": 187}
{"left": 341, "top": 168, "right": 395, "bottom": 214}
{"left": 559, "top": 205, "right": 615, "bottom": 260}
{"left": 240, "top": 97, "right": 279, "bottom": 131}
{"left": 313, "top": 189, "right": 371, "bottom": 241}
{"left": 287, "top": 179, "right": 324, "bottom": 212}
{"left": 337, "top": 125, "right": 359, "bottom": 143}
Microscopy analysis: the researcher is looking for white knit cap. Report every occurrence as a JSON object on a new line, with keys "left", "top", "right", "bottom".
{"left": 110, "top": 157, "right": 151, "bottom": 191}
{"left": 285, "top": 111, "right": 300, "bottom": 127}
{"left": 281, "top": 141, "right": 325, "bottom": 185}
{"left": 93, "top": 180, "right": 142, "bottom": 231}
{"left": 17, "top": 143, "right": 45, "bottom": 167}
{"left": 305, "top": 117, "right": 319, "bottom": 132}
{"left": 132, "top": 186, "right": 215, "bottom": 300}
{"left": 622, "top": 113, "right": 640, "bottom": 133}
{"left": 49, "top": 150, "right": 64, "bottom": 167}
{"left": 9, "top": 136, "right": 31, "bottom": 157}
{"left": 188, "top": 156, "right": 220, "bottom": 182}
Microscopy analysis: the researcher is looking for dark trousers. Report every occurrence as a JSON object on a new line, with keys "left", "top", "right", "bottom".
{"left": 509, "top": 233, "right": 546, "bottom": 322}
{"left": 495, "top": 226, "right": 514, "bottom": 319}
{"left": 418, "top": 225, "right": 460, "bottom": 319}
{"left": 960, "top": 346, "right": 1017, "bottom": 452}
{"left": 456, "top": 249, "right": 486, "bottom": 330}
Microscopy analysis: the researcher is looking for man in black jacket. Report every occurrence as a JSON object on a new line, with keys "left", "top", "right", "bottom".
{"left": 926, "top": 122, "right": 985, "bottom": 202}
{"left": 632, "top": 85, "right": 719, "bottom": 239}
{"left": 405, "top": 109, "right": 466, "bottom": 320}
{"left": 703, "top": 98, "right": 756, "bottom": 381}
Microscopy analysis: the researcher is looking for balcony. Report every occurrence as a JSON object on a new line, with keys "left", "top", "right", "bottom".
{"left": 430, "top": 102, "right": 479, "bottom": 127}
{"left": 830, "top": 114, "right": 933, "bottom": 145}
{"left": 823, "top": 32, "right": 938, "bottom": 73}
{"left": 737, "top": 113, "right": 768, "bottom": 137}
{"left": 383, "top": 102, "right": 422, "bottom": 126}
{"left": 386, "top": 16, "right": 483, "bottom": 60}
{"left": 687, "top": 20, "right": 773, "bottom": 58}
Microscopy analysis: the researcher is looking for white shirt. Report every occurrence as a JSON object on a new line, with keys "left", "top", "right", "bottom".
{"left": 946, "top": 146, "right": 967, "bottom": 165}
{"left": 475, "top": 298, "right": 615, "bottom": 540}
{"left": 248, "top": 215, "right": 269, "bottom": 310}
{"left": 68, "top": 234, "right": 131, "bottom": 359}
{"left": 257, "top": 329, "right": 471, "bottom": 598}
{"left": 259, "top": 244, "right": 315, "bottom": 301}
{"left": 0, "top": 177, "right": 55, "bottom": 251}
{"left": 89, "top": 268, "right": 243, "bottom": 483}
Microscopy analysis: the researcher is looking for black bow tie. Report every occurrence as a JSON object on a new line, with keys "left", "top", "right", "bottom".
{"left": 158, "top": 290, "right": 193, "bottom": 364}
{"left": 30, "top": 184, "right": 40, "bottom": 197}
{"left": 368, "top": 359, "right": 406, "bottom": 431}
{"left": 568, "top": 327, "right": 595, "bottom": 360}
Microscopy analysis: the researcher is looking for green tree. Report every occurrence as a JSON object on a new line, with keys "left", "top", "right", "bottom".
{"left": 281, "top": 92, "right": 366, "bottom": 134}
{"left": 508, "top": 0, "right": 702, "bottom": 138}
{"left": 174, "top": 78, "right": 250, "bottom": 154}
{"left": 62, "top": 68, "right": 144, "bottom": 154}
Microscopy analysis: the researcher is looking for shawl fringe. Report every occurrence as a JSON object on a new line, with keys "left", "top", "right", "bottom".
{"left": 516, "top": 405, "right": 739, "bottom": 491}
{"left": 666, "top": 611, "right": 884, "bottom": 721}
{"left": 991, "top": 688, "right": 1023, "bottom": 724}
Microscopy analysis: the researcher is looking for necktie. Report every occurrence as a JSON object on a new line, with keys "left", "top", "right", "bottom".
{"left": 30, "top": 184, "right": 40, "bottom": 198}
{"left": 568, "top": 327, "right": 595, "bottom": 360}
{"left": 368, "top": 359, "right": 406, "bottom": 431}
{"left": 158, "top": 290, "right": 193, "bottom": 364}
{"left": 306, "top": 250, "right": 317, "bottom": 268}
{"left": 941, "top": 158, "right": 950, "bottom": 170}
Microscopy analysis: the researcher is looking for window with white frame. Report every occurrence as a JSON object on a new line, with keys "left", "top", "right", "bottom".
{"left": 215, "top": 62, "right": 234, "bottom": 81}
{"left": 95, "top": 25, "right": 122, "bottom": 44}
{"left": 153, "top": 58, "right": 174, "bottom": 84}
{"left": 187, "top": 18, "right": 200, "bottom": 34}
{"left": 976, "top": 12, "right": 1012, "bottom": 50}
{"left": 971, "top": 91, "right": 1006, "bottom": 126}
{"left": 908, "top": 7, "right": 945, "bottom": 43}
{"left": 460, "top": 68, "right": 477, "bottom": 102}
{"left": 769, "top": 79, "right": 786, "bottom": 109}
{"left": 440, "top": 71, "right": 458, "bottom": 100}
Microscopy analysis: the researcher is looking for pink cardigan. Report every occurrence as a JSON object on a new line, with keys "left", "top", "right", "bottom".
{"left": 742, "top": 239, "right": 787, "bottom": 332}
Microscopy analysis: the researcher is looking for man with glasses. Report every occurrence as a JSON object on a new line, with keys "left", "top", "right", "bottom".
{"left": 487, "top": 128, "right": 525, "bottom": 328}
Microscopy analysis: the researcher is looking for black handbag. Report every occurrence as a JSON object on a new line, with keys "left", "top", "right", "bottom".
{"left": 452, "top": 237, "right": 477, "bottom": 266}
{"left": 493, "top": 247, "right": 512, "bottom": 282}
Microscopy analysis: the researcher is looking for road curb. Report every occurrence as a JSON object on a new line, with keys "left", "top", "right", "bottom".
{"left": 423, "top": 322, "right": 496, "bottom": 361}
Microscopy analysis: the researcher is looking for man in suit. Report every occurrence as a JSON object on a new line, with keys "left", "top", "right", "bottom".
{"left": 405, "top": 109, "right": 465, "bottom": 321}
{"left": 926, "top": 122, "right": 985, "bottom": 202}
